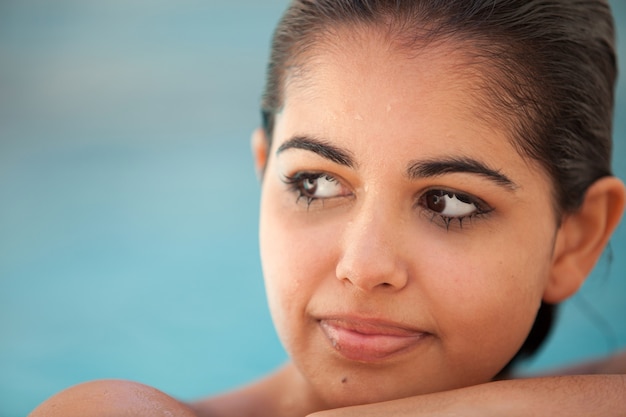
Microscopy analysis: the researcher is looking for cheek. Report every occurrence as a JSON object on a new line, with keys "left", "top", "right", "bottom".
{"left": 421, "top": 234, "right": 552, "bottom": 372}
{"left": 259, "top": 189, "right": 338, "bottom": 343}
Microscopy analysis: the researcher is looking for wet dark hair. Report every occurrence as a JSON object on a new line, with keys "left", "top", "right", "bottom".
{"left": 260, "top": 0, "right": 618, "bottom": 373}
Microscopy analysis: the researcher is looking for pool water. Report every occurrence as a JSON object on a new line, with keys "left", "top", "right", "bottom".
{"left": 1, "top": 2, "right": 625, "bottom": 416}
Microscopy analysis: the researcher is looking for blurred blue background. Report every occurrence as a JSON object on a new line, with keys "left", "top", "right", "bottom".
{"left": 1, "top": 1, "right": 625, "bottom": 416}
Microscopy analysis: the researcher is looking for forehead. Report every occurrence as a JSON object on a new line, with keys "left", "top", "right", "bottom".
{"left": 278, "top": 26, "right": 512, "bottom": 152}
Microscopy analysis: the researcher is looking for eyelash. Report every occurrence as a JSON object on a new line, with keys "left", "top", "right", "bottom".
{"left": 281, "top": 171, "right": 494, "bottom": 228}
{"left": 416, "top": 189, "right": 493, "bottom": 230}
{"left": 281, "top": 172, "right": 337, "bottom": 208}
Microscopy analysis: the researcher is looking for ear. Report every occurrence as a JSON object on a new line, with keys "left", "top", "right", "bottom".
{"left": 251, "top": 127, "right": 269, "bottom": 180}
{"left": 543, "top": 176, "right": 626, "bottom": 303}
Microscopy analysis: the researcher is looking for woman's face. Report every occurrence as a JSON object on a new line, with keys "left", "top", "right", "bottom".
{"left": 257, "top": 30, "right": 559, "bottom": 408}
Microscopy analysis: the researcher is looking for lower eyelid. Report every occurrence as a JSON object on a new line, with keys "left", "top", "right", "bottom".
{"left": 420, "top": 209, "right": 487, "bottom": 230}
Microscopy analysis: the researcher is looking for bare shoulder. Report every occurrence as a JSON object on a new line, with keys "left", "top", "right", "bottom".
{"left": 29, "top": 379, "right": 197, "bottom": 417}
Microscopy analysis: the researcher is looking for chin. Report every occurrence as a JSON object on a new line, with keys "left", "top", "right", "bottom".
{"left": 311, "top": 376, "right": 433, "bottom": 410}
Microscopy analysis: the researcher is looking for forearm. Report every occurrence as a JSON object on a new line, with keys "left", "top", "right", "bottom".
{"left": 309, "top": 375, "right": 626, "bottom": 417}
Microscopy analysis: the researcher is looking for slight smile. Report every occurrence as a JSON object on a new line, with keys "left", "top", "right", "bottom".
{"left": 318, "top": 317, "right": 431, "bottom": 363}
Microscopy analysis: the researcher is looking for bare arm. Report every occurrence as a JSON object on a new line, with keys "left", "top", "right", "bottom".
{"left": 309, "top": 350, "right": 626, "bottom": 417}
{"left": 28, "top": 352, "right": 626, "bottom": 417}
{"left": 308, "top": 374, "right": 626, "bottom": 417}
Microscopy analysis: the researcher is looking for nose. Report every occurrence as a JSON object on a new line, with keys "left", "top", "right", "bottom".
{"left": 335, "top": 200, "right": 409, "bottom": 292}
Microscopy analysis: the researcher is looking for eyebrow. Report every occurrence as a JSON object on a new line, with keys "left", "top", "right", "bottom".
{"left": 276, "top": 136, "right": 355, "bottom": 168}
{"left": 276, "top": 136, "right": 516, "bottom": 190}
{"left": 407, "top": 157, "right": 517, "bottom": 190}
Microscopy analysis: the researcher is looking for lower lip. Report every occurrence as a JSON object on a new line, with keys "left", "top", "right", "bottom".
{"left": 319, "top": 319, "right": 429, "bottom": 363}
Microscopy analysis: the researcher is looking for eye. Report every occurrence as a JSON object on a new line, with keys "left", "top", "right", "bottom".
{"left": 282, "top": 172, "right": 351, "bottom": 207}
{"left": 424, "top": 190, "right": 477, "bottom": 217}
{"left": 301, "top": 174, "right": 342, "bottom": 198}
{"left": 418, "top": 189, "right": 492, "bottom": 229}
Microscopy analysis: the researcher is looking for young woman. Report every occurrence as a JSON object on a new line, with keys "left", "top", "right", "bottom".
{"left": 30, "top": 1, "right": 626, "bottom": 416}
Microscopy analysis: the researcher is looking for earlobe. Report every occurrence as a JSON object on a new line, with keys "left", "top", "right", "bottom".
{"left": 251, "top": 127, "right": 269, "bottom": 180}
{"left": 544, "top": 177, "right": 626, "bottom": 304}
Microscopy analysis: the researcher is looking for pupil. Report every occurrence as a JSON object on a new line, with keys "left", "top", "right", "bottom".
{"left": 303, "top": 178, "right": 317, "bottom": 194}
{"left": 427, "top": 192, "right": 446, "bottom": 213}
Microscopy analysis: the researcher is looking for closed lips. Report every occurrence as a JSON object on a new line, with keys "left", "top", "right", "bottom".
{"left": 318, "top": 317, "right": 430, "bottom": 362}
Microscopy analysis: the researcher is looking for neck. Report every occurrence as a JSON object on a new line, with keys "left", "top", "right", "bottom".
{"left": 191, "top": 362, "right": 327, "bottom": 417}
